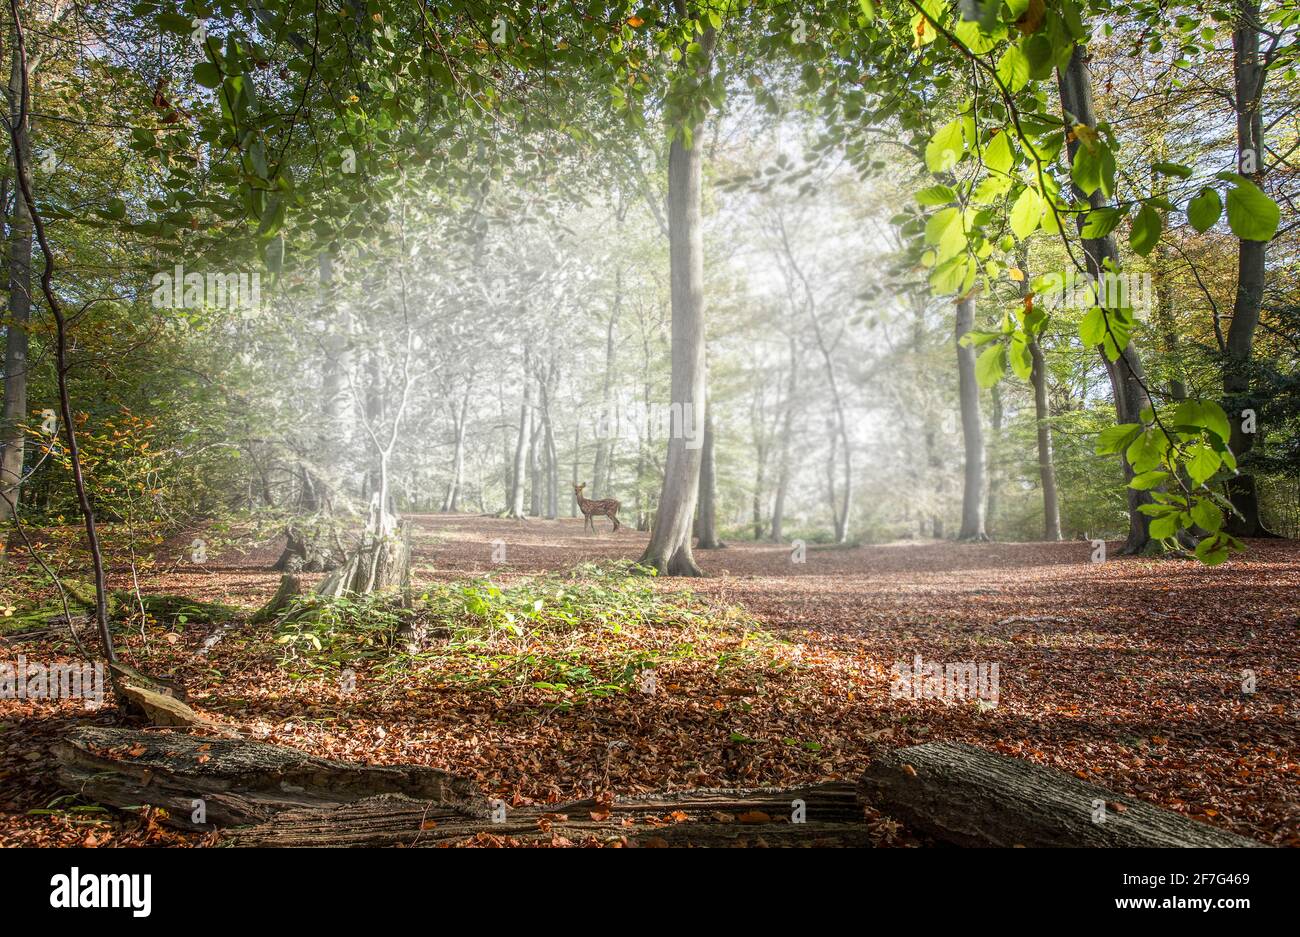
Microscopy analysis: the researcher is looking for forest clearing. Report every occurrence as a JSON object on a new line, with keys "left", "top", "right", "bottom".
{"left": 2, "top": 517, "right": 1296, "bottom": 848}
{"left": 0, "top": 0, "right": 1297, "bottom": 904}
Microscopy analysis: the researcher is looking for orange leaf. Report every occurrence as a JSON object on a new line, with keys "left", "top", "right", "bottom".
{"left": 738, "top": 811, "right": 771, "bottom": 824}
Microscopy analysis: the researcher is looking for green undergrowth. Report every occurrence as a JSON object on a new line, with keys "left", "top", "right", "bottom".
{"left": 272, "top": 561, "right": 791, "bottom": 709}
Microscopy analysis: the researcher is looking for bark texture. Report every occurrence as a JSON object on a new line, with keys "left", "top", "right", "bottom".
{"left": 858, "top": 742, "right": 1264, "bottom": 848}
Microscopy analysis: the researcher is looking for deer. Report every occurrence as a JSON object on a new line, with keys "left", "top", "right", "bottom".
{"left": 574, "top": 483, "right": 621, "bottom": 533}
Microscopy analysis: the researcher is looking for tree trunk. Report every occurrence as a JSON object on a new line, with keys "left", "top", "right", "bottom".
{"left": 639, "top": 26, "right": 714, "bottom": 577}
{"left": 1029, "top": 339, "right": 1063, "bottom": 540}
{"left": 0, "top": 46, "right": 32, "bottom": 523}
{"left": 695, "top": 403, "right": 723, "bottom": 548}
{"left": 1058, "top": 45, "right": 1155, "bottom": 554}
{"left": 1224, "top": 0, "right": 1274, "bottom": 537}
{"left": 985, "top": 384, "right": 1002, "bottom": 538}
{"left": 954, "top": 295, "right": 987, "bottom": 541}
{"left": 592, "top": 289, "right": 619, "bottom": 498}
{"left": 769, "top": 337, "right": 797, "bottom": 542}
{"left": 505, "top": 352, "right": 530, "bottom": 519}
{"left": 442, "top": 387, "right": 470, "bottom": 512}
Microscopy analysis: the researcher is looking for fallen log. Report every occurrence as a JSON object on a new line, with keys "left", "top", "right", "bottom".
{"left": 228, "top": 782, "right": 871, "bottom": 847}
{"left": 857, "top": 742, "right": 1265, "bottom": 848}
{"left": 53, "top": 727, "right": 483, "bottom": 830}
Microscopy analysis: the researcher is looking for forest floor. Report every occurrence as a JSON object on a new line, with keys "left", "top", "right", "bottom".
{"left": 1, "top": 514, "right": 1296, "bottom": 847}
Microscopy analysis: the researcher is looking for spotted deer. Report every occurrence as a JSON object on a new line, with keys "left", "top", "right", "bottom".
{"left": 574, "top": 483, "right": 621, "bottom": 533}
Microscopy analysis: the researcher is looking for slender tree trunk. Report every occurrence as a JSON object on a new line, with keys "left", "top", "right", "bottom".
{"left": 1058, "top": 44, "right": 1154, "bottom": 553}
{"left": 1018, "top": 248, "right": 1062, "bottom": 541}
{"left": 0, "top": 45, "right": 31, "bottom": 523}
{"left": 505, "top": 351, "right": 531, "bottom": 519}
{"left": 570, "top": 419, "right": 579, "bottom": 518}
{"left": 1029, "top": 338, "right": 1063, "bottom": 540}
{"left": 770, "top": 336, "right": 797, "bottom": 542}
{"left": 695, "top": 403, "right": 723, "bottom": 548}
{"left": 954, "top": 295, "right": 987, "bottom": 541}
{"left": 592, "top": 286, "right": 619, "bottom": 498}
{"left": 442, "top": 386, "right": 470, "bottom": 512}
{"left": 1225, "top": 0, "right": 1274, "bottom": 537}
{"left": 639, "top": 24, "right": 714, "bottom": 576}
{"left": 985, "top": 384, "right": 1002, "bottom": 538}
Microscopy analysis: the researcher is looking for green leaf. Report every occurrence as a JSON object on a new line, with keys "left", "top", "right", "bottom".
{"left": 1190, "top": 498, "right": 1223, "bottom": 533}
{"left": 1152, "top": 161, "right": 1194, "bottom": 178}
{"left": 959, "top": 329, "right": 1003, "bottom": 347}
{"left": 1009, "top": 187, "right": 1042, "bottom": 239}
{"left": 1185, "top": 443, "right": 1222, "bottom": 485}
{"left": 1097, "top": 422, "right": 1142, "bottom": 455}
{"left": 1194, "top": 533, "right": 1235, "bottom": 566}
{"left": 1081, "top": 207, "right": 1124, "bottom": 238}
{"left": 984, "top": 130, "right": 1014, "bottom": 175}
{"left": 1172, "top": 399, "right": 1231, "bottom": 443}
{"left": 924, "top": 207, "right": 960, "bottom": 246}
{"left": 194, "top": 62, "right": 222, "bottom": 89}
{"left": 995, "top": 45, "right": 1030, "bottom": 93}
{"left": 1079, "top": 306, "right": 1106, "bottom": 346}
{"left": 926, "top": 121, "right": 965, "bottom": 174}
{"left": 158, "top": 12, "right": 192, "bottom": 34}
{"left": 1009, "top": 334, "right": 1033, "bottom": 380}
{"left": 1186, "top": 188, "right": 1222, "bottom": 233}
{"left": 1225, "top": 177, "right": 1280, "bottom": 241}
{"left": 975, "top": 344, "right": 1007, "bottom": 388}
{"left": 916, "top": 184, "right": 956, "bottom": 206}
{"left": 1129, "top": 204, "right": 1162, "bottom": 256}
{"left": 1149, "top": 512, "right": 1182, "bottom": 540}
{"left": 1129, "top": 470, "right": 1170, "bottom": 490}
{"left": 1072, "top": 140, "right": 1102, "bottom": 197}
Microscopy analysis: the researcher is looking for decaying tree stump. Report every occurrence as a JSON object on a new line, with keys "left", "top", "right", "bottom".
{"left": 315, "top": 522, "right": 411, "bottom": 598}
{"left": 250, "top": 573, "right": 303, "bottom": 625}
{"left": 858, "top": 741, "right": 1265, "bottom": 848}
{"left": 53, "top": 727, "right": 483, "bottom": 830}
{"left": 273, "top": 520, "right": 345, "bottom": 574}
